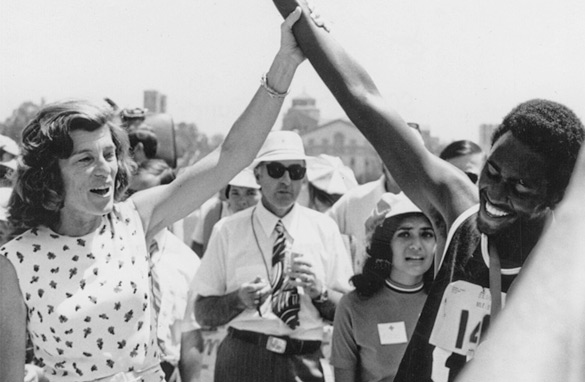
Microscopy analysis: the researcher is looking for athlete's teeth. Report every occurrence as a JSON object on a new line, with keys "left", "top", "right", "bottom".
{"left": 486, "top": 202, "right": 508, "bottom": 217}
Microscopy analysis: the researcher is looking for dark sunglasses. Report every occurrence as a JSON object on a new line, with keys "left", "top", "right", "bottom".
{"left": 265, "top": 162, "right": 306, "bottom": 180}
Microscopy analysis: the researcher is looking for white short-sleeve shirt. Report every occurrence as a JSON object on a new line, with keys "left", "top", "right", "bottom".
{"left": 194, "top": 202, "right": 353, "bottom": 341}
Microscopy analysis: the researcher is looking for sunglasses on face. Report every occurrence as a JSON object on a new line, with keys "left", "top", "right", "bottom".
{"left": 265, "top": 162, "right": 306, "bottom": 180}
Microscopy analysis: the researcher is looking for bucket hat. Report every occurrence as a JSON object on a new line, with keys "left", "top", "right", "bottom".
{"left": 307, "top": 154, "right": 358, "bottom": 195}
{"left": 251, "top": 130, "right": 307, "bottom": 167}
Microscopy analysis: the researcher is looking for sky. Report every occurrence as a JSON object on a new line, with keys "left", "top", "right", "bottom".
{"left": 2, "top": 0, "right": 585, "bottom": 144}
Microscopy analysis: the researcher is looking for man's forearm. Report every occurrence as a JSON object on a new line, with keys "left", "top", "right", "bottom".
{"left": 195, "top": 291, "right": 246, "bottom": 327}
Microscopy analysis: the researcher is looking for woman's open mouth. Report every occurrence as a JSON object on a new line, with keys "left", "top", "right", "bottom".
{"left": 90, "top": 186, "right": 111, "bottom": 196}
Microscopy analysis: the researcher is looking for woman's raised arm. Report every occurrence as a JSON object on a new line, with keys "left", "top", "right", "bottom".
{"left": 132, "top": 8, "right": 306, "bottom": 239}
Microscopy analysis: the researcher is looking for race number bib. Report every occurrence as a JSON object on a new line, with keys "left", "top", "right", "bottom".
{"left": 429, "top": 281, "right": 505, "bottom": 357}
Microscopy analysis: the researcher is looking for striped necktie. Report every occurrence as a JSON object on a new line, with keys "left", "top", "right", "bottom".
{"left": 270, "top": 220, "right": 300, "bottom": 329}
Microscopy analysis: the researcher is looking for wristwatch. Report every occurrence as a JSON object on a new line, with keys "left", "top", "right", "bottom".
{"left": 312, "top": 288, "right": 328, "bottom": 304}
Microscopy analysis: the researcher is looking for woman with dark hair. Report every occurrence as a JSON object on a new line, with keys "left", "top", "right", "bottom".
{"left": 439, "top": 140, "right": 485, "bottom": 184}
{"left": 128, "top": 126, "right": 159, "bottom": 166}
{"left": 0, "top": 8, "right": 307, "bottom": 381}
{"left": 330, "top": 194, "right": 435, "bottom": 382}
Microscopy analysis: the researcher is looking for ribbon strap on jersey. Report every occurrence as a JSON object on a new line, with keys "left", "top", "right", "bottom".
{"left": 488, "top": 240, "right": 502, "bottom": 322}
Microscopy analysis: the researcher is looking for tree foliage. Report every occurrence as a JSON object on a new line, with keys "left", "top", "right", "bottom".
{"left": 0, "top": 101, "right": 42, "bottom": 143}
{"left": 174, "top": 121, "right": 223, "bottom": 170}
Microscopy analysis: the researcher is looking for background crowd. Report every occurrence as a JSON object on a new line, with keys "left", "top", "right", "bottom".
{"left": 1, "top": 2, "right": 585, "bottom": 382}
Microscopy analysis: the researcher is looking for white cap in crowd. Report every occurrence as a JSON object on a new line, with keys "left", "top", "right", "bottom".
{"left": 228, "top": 168, "right": 260, "bottom": 189}
{"left": 307, "top": 154, "right": 358, "bottom": 195}
{"left": 0, "top": 135, "right": 20, "bottom": 157}
{"left": 364, "top": 192, "right": 422, "bottom": 242}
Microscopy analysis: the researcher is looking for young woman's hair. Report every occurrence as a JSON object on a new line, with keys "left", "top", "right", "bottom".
{"left": 8, "top": 100, "right": 135, "bottom": 234}
{"left": 492, "top": 99, "right": 585, "bottom": 207}
{"left": 351, "top": 213, "right": 434, "bottom": 298}
{"left": 128, "top": 126, "right": 158, "bottom": 159}
{"left": 137, "top": 159, "right": 176, "bottom": 186}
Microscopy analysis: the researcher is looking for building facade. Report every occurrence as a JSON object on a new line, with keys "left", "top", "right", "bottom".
{"left": 144, "top": 90, "right": 167, "bottom": 113}
{"left": 300, "top": 119, "right": 383, "bottom": 184}
{"left": 282, "top": 92, "right": 320, "bottom": 135}
{"left": 478, "top": 123, "right": 497, "bottom": 154}
{"left": 282, "top": 93, "right": 446, "bottom": 183}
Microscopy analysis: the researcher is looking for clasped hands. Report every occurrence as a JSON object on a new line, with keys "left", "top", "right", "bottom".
{"left": 279, "top": 0, "right": 331, "bottom": 65}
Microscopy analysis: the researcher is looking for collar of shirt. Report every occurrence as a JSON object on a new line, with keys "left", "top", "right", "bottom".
{"left": 255, "top": 201, "right": 300, "bottom": 242}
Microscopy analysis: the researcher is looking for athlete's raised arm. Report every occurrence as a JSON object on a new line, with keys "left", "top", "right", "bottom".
{"left": 271, "top": 0, "right": 478, "bottom": 232}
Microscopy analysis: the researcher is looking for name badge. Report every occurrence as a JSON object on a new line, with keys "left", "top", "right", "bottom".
{"left": 266, "top": 336, "right": 287, "bottom": 354}
{"left": 377, "top": 321, "right": 408, "bottom": 345}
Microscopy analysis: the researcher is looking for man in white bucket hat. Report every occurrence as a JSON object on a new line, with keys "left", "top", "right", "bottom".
{"left": 194, "top": 130, "right": 352, "bottom": 382}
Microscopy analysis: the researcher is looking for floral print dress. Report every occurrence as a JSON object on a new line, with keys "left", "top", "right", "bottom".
{"left": 2, "top": 200, "right": 165, "bottom": 382}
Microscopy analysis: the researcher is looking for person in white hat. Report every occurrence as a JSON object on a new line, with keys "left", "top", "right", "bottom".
{"left": 190, "top": 167, "right": 261, "bottom": 257}
{"left": 194, "top": 130, "right": 353, "bottom": 382}
{"left": 225, "top": 168, "right": 262, "bottom": 213}
{"left": 306, "top": 154, "right": 358, "bottom": 213}
{"left": 331, "top": 193, "right": 436, "bottom": 382}
{"left": 327, "top": 124, "right": 423, "bottom": 274}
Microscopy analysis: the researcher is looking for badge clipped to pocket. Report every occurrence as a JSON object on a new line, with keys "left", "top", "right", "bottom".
{"left": 266, "top": 336, "right": 287, "bottom": 354}
{"left": 377, "top": 321, "right": 408, "bottom": 345}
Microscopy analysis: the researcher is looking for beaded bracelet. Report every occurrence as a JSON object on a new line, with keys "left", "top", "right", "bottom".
{"left": 261, "top": 72, "right": 290, "bottom": 99}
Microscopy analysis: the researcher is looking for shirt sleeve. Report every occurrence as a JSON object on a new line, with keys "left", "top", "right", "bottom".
{"left": 327, "top": 196, "right": 347, "bottom": 235}
{"left": 191, "top": 222, "right": 228, "bottom": 297}
{"left": 330, "top": 294, "right": 359, "bottom": 370}
{"left": 323, "top": 218, "right": 354, "bottom": 293}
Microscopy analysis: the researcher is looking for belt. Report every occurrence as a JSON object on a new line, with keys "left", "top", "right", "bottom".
{"left": 227, "top": 327, "right": 322, "bottom": 355}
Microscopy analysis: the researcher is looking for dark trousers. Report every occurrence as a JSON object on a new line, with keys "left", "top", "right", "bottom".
{"left": 215, "top": 332, "right": 324, "bottom": 382}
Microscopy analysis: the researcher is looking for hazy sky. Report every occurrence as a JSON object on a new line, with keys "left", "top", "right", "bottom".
{"left": 2, "top": 0, "right": 585, "bottom": 143}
